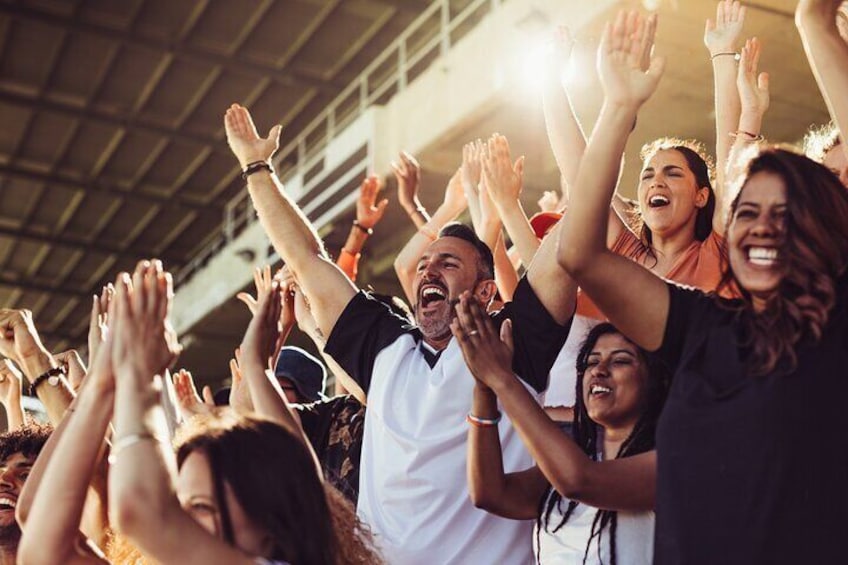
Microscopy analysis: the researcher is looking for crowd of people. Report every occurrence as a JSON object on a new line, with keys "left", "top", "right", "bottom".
{"left": 0, "top": 0, "right": 846, "bottom": 563}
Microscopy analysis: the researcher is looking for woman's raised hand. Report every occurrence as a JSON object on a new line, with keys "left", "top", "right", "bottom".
{"left": 598, "top": 11, "right": 665, "bottom": 109}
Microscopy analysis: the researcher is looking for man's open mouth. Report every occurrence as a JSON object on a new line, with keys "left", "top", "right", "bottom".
{"left": 419, "top": 284, "right": 447, "bottom": 308}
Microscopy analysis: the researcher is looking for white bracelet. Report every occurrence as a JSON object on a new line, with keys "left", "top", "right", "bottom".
{"left": 108, "top": 432, "right": 164, "bottom": 465}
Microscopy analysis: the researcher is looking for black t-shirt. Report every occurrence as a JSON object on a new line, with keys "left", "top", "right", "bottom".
{"left": 324, "top": 276, "right": 571, "bottom": 395}
{"left": 654, "top": 274, "right": 848, "bottom": 564}
{"left": 296, "top": 395, "right": 365, "bottom": 504}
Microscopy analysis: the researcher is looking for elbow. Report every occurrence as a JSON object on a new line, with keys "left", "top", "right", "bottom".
{"left": 550, "top": 468, "right": 590, "bottom": 503}
{"left": 18, "top": 534, "right": 72, "bottom": 565}
{"left": 112, "top": 484, "right": 160, "bottom": 540}
{"left": 556, "top": 238, "right": 590, "bottom": 278}
{"left": 468, "top": 487, "right": 499, "bottom": 513}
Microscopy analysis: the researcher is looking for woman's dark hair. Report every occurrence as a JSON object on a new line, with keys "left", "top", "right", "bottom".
{"left": 717, "top": 148, "right": 848, "bottom": 376}
{"left": 636, "top": 138, "right": 716, "bottom": 250}
{"left": 176, "top": 414, "right": 339, "bottom": 564}
{"left": 536, "top": 323, "right": 669, "bottom": 565}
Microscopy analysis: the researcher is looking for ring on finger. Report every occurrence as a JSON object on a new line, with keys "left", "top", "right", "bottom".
{"left": 467, "top": 329, "right": 479, "bottom": 337}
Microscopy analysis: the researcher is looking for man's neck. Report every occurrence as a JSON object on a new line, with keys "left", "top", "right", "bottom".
{"left": 423, "top": 335, "right": 451, "bottom": 352}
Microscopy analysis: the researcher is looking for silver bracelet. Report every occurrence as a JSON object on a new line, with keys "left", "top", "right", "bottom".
{"left": 108, "top": 432, "right": 164, "bottom": 465}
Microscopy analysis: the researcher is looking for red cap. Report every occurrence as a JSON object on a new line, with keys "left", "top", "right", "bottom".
{"left": 529, "top": 211, "right": 563, "bottom": 240}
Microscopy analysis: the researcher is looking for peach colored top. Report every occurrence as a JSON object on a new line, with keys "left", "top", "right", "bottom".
{"left": 576, "top": 228, "right": 735, "bottom": 320}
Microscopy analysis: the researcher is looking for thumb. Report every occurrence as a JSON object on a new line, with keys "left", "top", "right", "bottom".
{"left": 647, "top": 55, "right": 666, "bottom": 84}
{"left": 500, "top": 319, "right": 514, "bottom": 353}
{"left": 202, "top": 386, "right": 215, "bottom": 406}
{"left": 376, "top": 198, "right": 389, "bottom": 214}
{"left": 267, "top": 124, "right": 282, "bottom": 143}
{"left": 514, "top": 156, "right": 525, "bottom": 178}
{"left": 757, "top": 71, "right": 769, "bottom": 93}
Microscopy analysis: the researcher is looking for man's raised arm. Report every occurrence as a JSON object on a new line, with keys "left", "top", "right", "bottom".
{"left": 224, "top": 103, "right": 356, "bottom": 337}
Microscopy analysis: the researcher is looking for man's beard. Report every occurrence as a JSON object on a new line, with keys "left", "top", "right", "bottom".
{"left": 0, "top": 522, "right": 21, "bottom": 553}
{"left": 414, "top": 297, "right": 459, "bottom": 342}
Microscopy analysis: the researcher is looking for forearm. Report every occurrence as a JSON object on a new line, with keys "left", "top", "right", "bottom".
{"left": 394, "top": 204, "right": 459, "bottom": 302}
{"left": 110, "top": 377, "right": 177, "bottom": 539}
{"left": 467, "top": 385, "right": 532, "bottom": 518}
{"left": 559, "top": 102, "right": 637, "bottom": 272}
{"left": 336, "top": 225, "right": 368, "bottom": 281}
{"left": 21, "top": 382, "right": 112, "bottom": 558}
{"left": 797, "top": 6, "right": 848, "bottom": 146}
{"left": 712, "top": 57, "right": 741, "bottom": 193}
{"left": 3, "top": 395, "right": 25, "bottom": 431}
{"left": 542, "top": 77, "right": 587, "bottom": 197}
{"left": 399, "top": 197, "right": 430, "bottom": 229}
{"left": 240, "top": 359, "right": 301, "bottom": 435}
{"left": 302, "top": 328, "right": 365, "bottom": 403}
{"left": 492, "top": 236, "right": 518, "bottom": 302}
{"left": 490, "top": 376, "right": 597, "bottom": 502}
{"left": 496, "top": 200, "right": 539, "bottom": 269}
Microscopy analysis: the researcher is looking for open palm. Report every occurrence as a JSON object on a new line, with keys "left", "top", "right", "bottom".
{"left": 598, "top": 11, "right": 665, "bottom": 108}
{"left": 224, "top": 103, "right": 282, "bottom": 168}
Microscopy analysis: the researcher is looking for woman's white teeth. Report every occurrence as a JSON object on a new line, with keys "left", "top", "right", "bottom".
{"left": 747, "top": 247, "right": 778, "bottom": 266}
{"left": 649, "top": 195, "right": 670, "bottom": 208}
{"left": 0, "top": 498, "right": 16, "bottom": 509}
{"left": 590, "top": 384, "right": 612, "bottom": 395}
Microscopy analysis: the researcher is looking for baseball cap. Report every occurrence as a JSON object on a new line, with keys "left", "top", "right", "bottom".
{"left": 274, "top": 346, "right": 327, "bottom": 403}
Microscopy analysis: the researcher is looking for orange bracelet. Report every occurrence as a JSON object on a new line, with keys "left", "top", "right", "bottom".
{"left": 419, "top": 226, "right": 437, "bottom": 241}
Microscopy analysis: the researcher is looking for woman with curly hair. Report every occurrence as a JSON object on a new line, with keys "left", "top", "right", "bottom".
{"left": 558, "top": 10, "right": 848, "bottom": 564}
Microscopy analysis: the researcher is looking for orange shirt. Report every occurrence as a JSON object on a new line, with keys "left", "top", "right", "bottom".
{"left": 575, "top": 228, "right": 735, "bottom": 320}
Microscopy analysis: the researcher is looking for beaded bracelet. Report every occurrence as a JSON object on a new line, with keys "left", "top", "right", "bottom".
{"left": 241, "top": 160, "right": 274, "bottom": 180}
{"left": 352, "top": 220, "right": 373, "bottom": 235}
{"left": 466, "top": 411, "right": 502, "bottom": 427}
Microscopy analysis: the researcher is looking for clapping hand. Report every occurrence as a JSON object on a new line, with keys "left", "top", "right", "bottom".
{"left": 451, "top": 292, "right": 516, "bottom": 390}
{"left": 172, "top": 369, "right": 214, "bottom": 420}
{"left": 110, "top": 260, "right": 181, "bottom": 383}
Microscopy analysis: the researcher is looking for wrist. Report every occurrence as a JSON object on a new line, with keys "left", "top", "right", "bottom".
{"left": 486, "top": 368, "right": 518, "bottom": 395}
{"left": 20, "top": 349, "right": 55, "bottom": 381}
{"left": 738, "top": 113, "right": 764, "bottom": 134}
{"left": 796, "top": 3, "right": 835, "bottom": 28}
{"left": 400, "top": 197, "right": 422, "bottom": 213}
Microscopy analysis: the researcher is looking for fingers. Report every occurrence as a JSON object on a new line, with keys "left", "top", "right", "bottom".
{"left": 229, "top": 357, "right": 241, "bottom": 383}
{"left": 202, "top": 385, "right": 215, "bottom": 406}
{"left": 237, "top": 292, "right": 259, "bottom": 314}
{"left": 465, "top": 295, "right": 496, "bottom": 342}
{"left": 757, "top": 71, "right": 769, "bottom": 94}
{"left": 500, "top": 318, "right": 515, "bottom": 354}
{"left": 454, "top": 293, "right": 479, "bottom": 338}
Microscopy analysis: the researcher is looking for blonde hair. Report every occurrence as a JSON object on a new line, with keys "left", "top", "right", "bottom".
{"left": 803, "top": 121, "right": 841, "bottom": 163}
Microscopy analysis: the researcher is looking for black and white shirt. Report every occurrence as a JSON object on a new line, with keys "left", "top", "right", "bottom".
{"left": 325, "top": 277, "right": 571, "bottom": 564}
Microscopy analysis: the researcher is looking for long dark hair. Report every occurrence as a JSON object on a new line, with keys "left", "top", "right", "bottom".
{"left": 536, "top": 324, "right": 669, "bottom": 565}
{"left": 176, "top": 414, "right": 339, "bottom": 564}
{"left": 717, "top": 148, "right": 848, "bottom": 376}
{"left": 637, "top": 138, "right": 716, "bottom": 250}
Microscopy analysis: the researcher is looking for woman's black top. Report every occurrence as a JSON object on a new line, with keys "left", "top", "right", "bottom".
{"left": 654, "top": 273, "right": 848, "bottom": 564}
